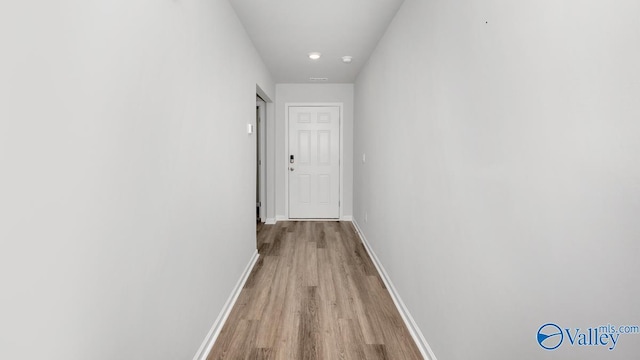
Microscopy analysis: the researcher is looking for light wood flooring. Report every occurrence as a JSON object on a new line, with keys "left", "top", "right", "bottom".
{"left": 208, "top": 221, "right": 423, "bottom": 360}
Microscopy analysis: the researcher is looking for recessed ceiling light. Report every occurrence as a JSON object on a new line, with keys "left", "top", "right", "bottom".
{"left": 342, "top": 56, "right": 353, "bottom": 64}
{"left": 309, "top": 77, "right": 328, "bottom": 81}
{"left": 308, "top": 52, "right": 321, "bottom": 60}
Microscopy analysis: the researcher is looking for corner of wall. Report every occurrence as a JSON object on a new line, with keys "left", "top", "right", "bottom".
{"left": 351, "top": 220, "right": 438, "bottom": 360}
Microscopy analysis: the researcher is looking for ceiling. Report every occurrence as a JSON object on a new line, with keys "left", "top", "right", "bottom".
{"left": 228, "top": 0, "right": 406, "bottom": 83}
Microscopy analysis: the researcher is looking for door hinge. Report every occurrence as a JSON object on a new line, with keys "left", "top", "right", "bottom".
{"left": 257, "top": 202, "right": 261, "bottom": 207}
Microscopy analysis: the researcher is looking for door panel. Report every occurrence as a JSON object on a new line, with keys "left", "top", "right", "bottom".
{"left": 288, "top": 106, "right": 340, "bottom": 219}
{"left": 318, "top": 130, "right": 331, "bottom": 165}
{"left": 298, "top": 131, "right": 311, "bottom": 164}
{"left": 297, "top": 111, "right": 312, "bottom": 123}
{"left": 317, "top": 111, "right": 331, "bottom": 123}
{"left": 299, "top": 174, "right": 311, "bottom": 203}
{"left": 318, "top": 175, "right": 330, "bottom": 204}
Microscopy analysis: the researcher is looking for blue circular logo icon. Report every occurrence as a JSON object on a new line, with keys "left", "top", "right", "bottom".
{"left": 537, "top": 323, "right": 563, "bottom": 350}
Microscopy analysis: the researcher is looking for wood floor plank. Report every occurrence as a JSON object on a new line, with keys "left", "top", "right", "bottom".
{"left": 338, "top": 318, "right": 367, "bottom": 360}
{"left": 245, "top": 256, "right": 278, "bottom": 320}
{"left": 254, "top": 255, "right": 290, "bottom": 348}
{"left": 298, "top": 286, "right": 319, "bottom": 359}
{"left": 208, "top": 221, "right": 423, "bottom": 360}
{"left": 304, "top": 240, "right": 318, "bottom": 287}
{"left": 248, "top": 347, "right": 274, "bottom": 360}
{"left": 365, "top": 344, "right": 390, "bottom": 360}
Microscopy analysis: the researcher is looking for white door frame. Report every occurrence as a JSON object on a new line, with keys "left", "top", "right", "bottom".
{"left": 256, "top": 96, "right": 267, "bottom": 222}
{"left": 285, "top": 103, "right": 343, "bottom": 220}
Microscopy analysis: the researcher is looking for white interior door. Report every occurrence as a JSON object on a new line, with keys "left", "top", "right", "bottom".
{"left": 288, "top": 106, "right": 340, "bottom": 219}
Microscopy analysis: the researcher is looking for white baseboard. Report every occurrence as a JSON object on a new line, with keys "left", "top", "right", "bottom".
{"left": 351, "top": 220, "right": 438, "bottom": 360}
{"left": 192, "top": 250, "right": 260, "bottom": 360}
{"left": 265, "top": 218, "right": 276, "bottom": 225}
{"left": 275, "top": 216, "right": 353, "bottom": 222}
{"left": 287, "top": 218, "right": 341, "bottom": 221}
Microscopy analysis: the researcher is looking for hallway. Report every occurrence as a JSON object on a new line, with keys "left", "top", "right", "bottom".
{"left": 208, "top": 222, "right": 422, "bottom": 359}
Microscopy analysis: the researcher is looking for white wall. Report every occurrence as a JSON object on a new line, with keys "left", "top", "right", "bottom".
{"left": 274, "top": 84, "right": 354, "bottom": 219}
{"left": 354, "top": 0, "right": 640, "bottom": 359}
{"left": 0, "top": 1, "right": 273, "bottom": 359}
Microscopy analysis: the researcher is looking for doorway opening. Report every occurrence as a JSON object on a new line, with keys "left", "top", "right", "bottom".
{"left": 256, "top": 95, "right": 267, "bottom": 227}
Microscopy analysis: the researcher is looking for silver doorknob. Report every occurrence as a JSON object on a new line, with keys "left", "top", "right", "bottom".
{"left": 289, "top": 167, "right": 295, "bottom": 171}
